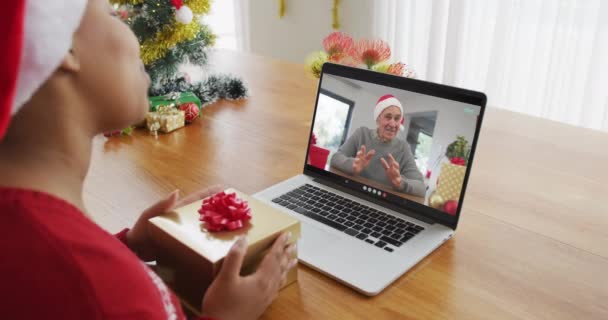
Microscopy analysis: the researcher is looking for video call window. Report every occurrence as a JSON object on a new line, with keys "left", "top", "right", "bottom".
{"left": 308, "top": 74, "right": 480, "bottom": 216}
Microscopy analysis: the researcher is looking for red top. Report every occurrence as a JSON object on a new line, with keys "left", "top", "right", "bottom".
{"left": 0, "top": 187, "right": 189, "bottom": 319}
{"left": 0, "top": 1, "right": 25, "bottom": 140}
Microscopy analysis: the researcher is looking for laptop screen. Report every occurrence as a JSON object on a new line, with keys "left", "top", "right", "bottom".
{"left": 304, "top": 63, "right": 485, "bottom": 227}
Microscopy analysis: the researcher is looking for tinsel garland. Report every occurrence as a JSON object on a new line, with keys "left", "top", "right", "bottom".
{"left": 279, "top": 0, "right": 340, "bottom": 30}
{"left": 150, "top": 75, "right": 248, "bottom": 107}
{"left": 141, "top": 20, "right": 200, "bottom": 65}
{"left": 111, "top": 0, "right": 248, "bottom": 104}
{"left": 116, "top": 0, "right": 212, "bottom": 65}
{"left": 183, "top": 0, "right": 211, "bottom": 15}
{"left": 332, "top": 0, "right": 340, "bottom": 29}
{"left": 279, "top": 0, "right": 286, "bottom": 18}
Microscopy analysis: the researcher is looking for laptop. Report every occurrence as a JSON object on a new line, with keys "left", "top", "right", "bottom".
{"left": 254, "top": 63, "right": 486, "bottom": 295}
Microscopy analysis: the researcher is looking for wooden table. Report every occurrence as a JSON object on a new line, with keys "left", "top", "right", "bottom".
{"left": 84, "top": 50, "right": 608, "bottom": 319}
{"left": 329, "top": 166, "right": 426, "bottom": 204}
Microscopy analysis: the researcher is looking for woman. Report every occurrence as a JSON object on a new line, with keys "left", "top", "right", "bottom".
{"left": 0, "top": 1, "right": 296, "bottom": 319}
{"left": 330, "top": 94, "right": 425, "bottom": 197}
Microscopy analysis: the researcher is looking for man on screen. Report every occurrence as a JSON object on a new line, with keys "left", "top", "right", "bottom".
{"left": 330, "top": 95, "right": 425, "bottom": 197}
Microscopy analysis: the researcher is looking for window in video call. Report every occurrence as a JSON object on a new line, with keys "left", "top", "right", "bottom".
{"left": 308, "top": 74, "right": 481, "bottom": 216}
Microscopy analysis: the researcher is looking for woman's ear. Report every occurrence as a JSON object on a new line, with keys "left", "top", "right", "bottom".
{"left": 59, "top": 49, "right": 80, "bottom": 73}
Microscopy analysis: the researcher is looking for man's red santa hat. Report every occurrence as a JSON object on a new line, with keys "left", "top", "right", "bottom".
{"left": 0, "top": 0, "right": 87, "bottom": 141}
{"left": 374, "top": 94, "right": 405, "bottom": 130}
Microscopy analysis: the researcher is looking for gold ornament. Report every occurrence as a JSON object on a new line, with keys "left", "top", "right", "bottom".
{"left": 429, "top": 191, "right": 445, "bottom": 209}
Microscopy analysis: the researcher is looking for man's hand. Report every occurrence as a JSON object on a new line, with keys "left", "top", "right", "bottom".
{"left": 380, "top": 154, "right": 402, "bottom": 189}
{"left": 352, "top": 145, "right": 375, "bottom": 175}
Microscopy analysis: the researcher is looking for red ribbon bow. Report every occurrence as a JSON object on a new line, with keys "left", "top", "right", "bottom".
{"left": 450, "top": 157, "right": 466, "bottom": 166}
{"left": 198, "top": 192, "right": 252, "bottom": 232}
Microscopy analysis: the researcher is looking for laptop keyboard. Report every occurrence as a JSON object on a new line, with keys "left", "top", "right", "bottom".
{"left": 272, "top": 184, "right": 425, "bottom": 253}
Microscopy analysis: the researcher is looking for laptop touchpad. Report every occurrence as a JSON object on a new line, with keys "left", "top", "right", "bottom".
{"left": 299, "top": 221, "right": 341, "bottom": 255}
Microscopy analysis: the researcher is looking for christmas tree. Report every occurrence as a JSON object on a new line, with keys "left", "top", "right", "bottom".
{"left": 110, "top": 0, "right": 247, "bottom": 106}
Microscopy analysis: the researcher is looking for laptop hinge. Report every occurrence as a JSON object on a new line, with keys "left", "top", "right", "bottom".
{"left": 312, "top": 177, "right": 436, "bottom": 225}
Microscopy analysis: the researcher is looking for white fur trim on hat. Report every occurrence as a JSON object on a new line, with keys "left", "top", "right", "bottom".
{"left": 12, "top": 0, "right": 87, "bottom": 114}
{"left": 374, "top": 94, "right": 403, "bottom": 121}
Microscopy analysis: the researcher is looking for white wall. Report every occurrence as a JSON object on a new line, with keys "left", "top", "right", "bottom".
{"left": 319, "top": 74, "right": 480, "bottom": 190}
{"left": 247, "top": 0, "right": 375, "bottom": 63}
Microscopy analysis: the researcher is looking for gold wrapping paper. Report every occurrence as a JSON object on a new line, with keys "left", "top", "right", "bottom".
{"left": 148, "top": 188, "right": 300, "bottom": 316}
{"left": 145, "top": 106, "right": 185, "bottom": 133}
{"left": 436, "top": 163, "right": 466, "bottom": 201}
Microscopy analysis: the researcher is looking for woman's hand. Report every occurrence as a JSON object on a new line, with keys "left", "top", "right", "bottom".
{"left": 381, "top": 154, "right": 402, "bottom": 189}
{"left": 202, "top": 233, "right": 298, "bottom": 320}
{"left": 352, "top": 145, "right": 375, "bottom": 175}
{"left": 126, "top": 185, "right": 224, "bottom": 261}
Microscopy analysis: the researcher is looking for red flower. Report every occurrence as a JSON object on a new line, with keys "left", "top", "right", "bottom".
{"left": 350, "top": 39, "right": 391, "bottom": 68}
{"left": 450, "top": 157, "right": 466, "bottom": 166}
{"left": 198, "top": 192, "right": 252, "bottom": 232}
{"left": 323, "top": 32, "right": 354, "bottom": 62}
{"left": 387, "top": 62, "right": 405, "bottom": 76}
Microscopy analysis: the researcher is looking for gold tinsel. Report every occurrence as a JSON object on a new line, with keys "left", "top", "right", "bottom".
{"left": 279, "top": 0, "right": 286, "bottom": 18}
{"left": 184, "top": 0, "right": 211, "bottom": 15}
{"left": 141, "top": 20, "right": 200, "bottom": 65}
{"left": 332, "top": 0, "right": 340, "bottom": 29}
{"left": 110, "top": 0, "right": 211, "bottom": 65}
{"left": 277, "top": 0, "right": 340, "bottom": 29}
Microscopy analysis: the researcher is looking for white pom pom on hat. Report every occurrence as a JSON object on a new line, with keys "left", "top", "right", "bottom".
{"left": 0, "top": 0, "right": 87, "bottom": 140}
{"left": 175, "top": 6, "right": 193, "bottom": 24}
{"left": 374, "top": 94, "right": 405, "bottom": 131}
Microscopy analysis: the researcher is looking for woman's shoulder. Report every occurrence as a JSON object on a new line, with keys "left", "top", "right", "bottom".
{"left": 0, "top": 187, "right": 186, "bottom": 319}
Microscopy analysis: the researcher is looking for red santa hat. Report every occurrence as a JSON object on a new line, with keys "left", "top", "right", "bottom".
{"left": 0, "top": 0, "right": 87, "bottom": 141}
{"left": 374, "top": 94, "right": 405, "bottom": 130}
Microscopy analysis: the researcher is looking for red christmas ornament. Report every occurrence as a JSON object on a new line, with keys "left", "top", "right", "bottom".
{"left": 198, "top": 192, "right": 252, "bottom": 232}
{"left": 450, "top": 157, "right": 466, "bottom": 166}
{"left": 443, "top": 200, "right": 458, "bottom": 215}
{"left": 179, "top": 102, "right": 199, "bottom": 123}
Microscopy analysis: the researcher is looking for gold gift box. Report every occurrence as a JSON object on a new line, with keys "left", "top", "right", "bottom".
{"left": 436, "top": 163, "right": 466, "bottom": 201}
{"left": 148, "top": 188, "right": 300, "bottom": 316}
{"left": 145, "top": 107, "right": 185, "bottom": 133}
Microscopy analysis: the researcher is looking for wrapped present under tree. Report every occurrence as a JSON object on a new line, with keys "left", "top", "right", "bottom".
{"left": 146, "top": 105, "right": 186, "bottom": 134}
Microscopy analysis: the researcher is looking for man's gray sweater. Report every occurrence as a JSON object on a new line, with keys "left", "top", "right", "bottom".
{"left": 330, "top": 127, "right": 426, "bottom": 197}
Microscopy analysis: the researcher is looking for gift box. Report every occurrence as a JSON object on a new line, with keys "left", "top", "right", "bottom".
{"left": 145, "top": 105, "right": 185, "bottom": 133}
{"left": 436, "top": 162, "right": 466, "bottom": 201}
{"left": 148, "top": 188, "right": 300, "bottom": 316}
{"left": 149, "top": 91, "right": 202, "bottom": 112}
{"left": 308, "top": 144, "right": 330, "bottom": 170}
